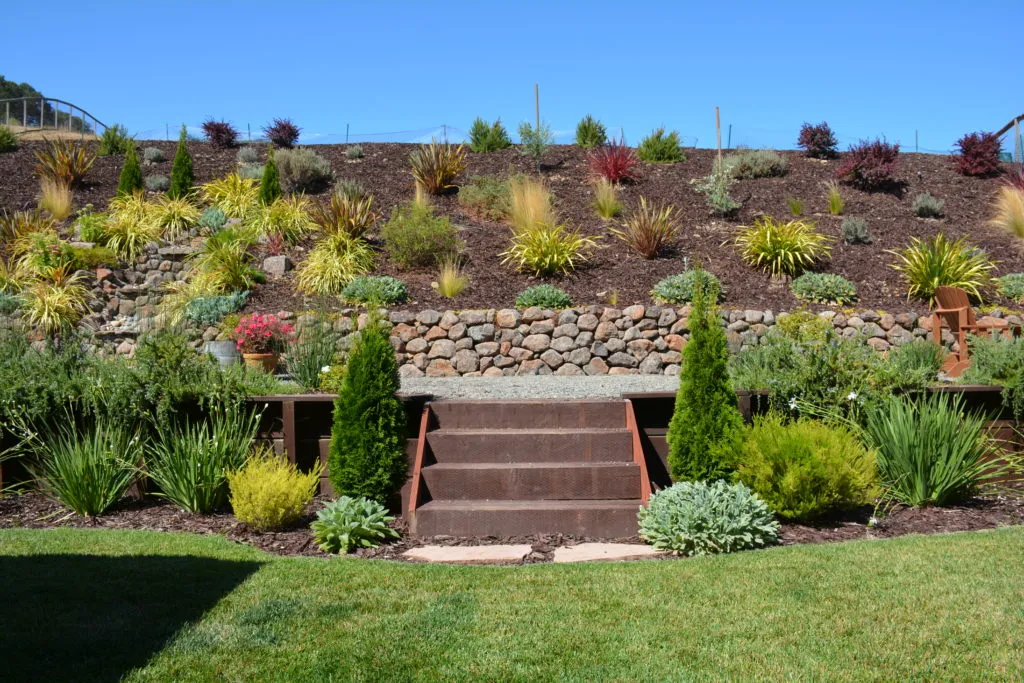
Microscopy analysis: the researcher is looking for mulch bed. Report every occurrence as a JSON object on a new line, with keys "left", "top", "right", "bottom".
{"left": 1, "top": 141, "right": 1021, "bottom": 314}
{"left": 2, "top": 491, "right": 1021, "bottom": 563}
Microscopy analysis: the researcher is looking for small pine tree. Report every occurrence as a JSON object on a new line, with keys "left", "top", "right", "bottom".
{"left": 328, "top": 311, "right": 408, "bottom": 504}
{"left": 666, "top": 268, "right": 744, "bottom": 481}
{"left": 168, "top": 124, "right": 194, "bottom": 199}
{"left": 116, "top": 145, "right": 144, "bottom": 196}
{"left": 259, "top": 146, "right": 282, "bottom": 205}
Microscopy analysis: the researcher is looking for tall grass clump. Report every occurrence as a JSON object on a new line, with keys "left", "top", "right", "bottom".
{"left": 861, "top": 393, "right": 1015, "bottom": 506}
{"left": 508, "top": 176, "right": 556, "bottom": 231}
{"left": 38, "top": 179, "right": 73, "bottom": 220}
{"left": 25, "top": 418, "right": 140, "bottom": 517}
{"left": 611, "top": 197, "right": 677, "bottom": 258}
{"left": 824, "top": 180, "right": 845, "bottom": 215}
{"left": 410, "top": 140, "right": 466, "bottom": 194}
{"left": 593, "top": 178, "right": 622, "bottom": 219}
{"left": 989, "top": 186, "right": 1024, "bottom": 239}
{"left": 146, "top": 407, "right": 261, "bottom": 514}
{"left": 433, "top": 257, "right": 468, "bottom": 298}
{"left": 889, "top": 234, "right": 996, "bottom": 303}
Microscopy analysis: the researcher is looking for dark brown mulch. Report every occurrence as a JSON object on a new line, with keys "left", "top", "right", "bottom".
{"left": 2, "top": 141, "right": 1021, "bottom": 314}
{"left": 3, "top": 491, "right": 1022, "bottom": 562}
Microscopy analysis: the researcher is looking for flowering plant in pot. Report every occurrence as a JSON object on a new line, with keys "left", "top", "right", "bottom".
{"left": 232, "top": 313, "right": 295, "bottom": 372}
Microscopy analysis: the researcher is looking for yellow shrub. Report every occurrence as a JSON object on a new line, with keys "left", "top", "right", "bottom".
{"left": 228, "top": 452, "right": 322, "bottom": 530}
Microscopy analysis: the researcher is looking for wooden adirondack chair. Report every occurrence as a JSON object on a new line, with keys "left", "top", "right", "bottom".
{"left": 931, "top": 286, "right": 1019, "bottom": 377}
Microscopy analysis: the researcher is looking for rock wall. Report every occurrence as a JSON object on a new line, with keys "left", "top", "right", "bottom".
{"left": 381, "top": 304, "right": 1016, "bottom": 377}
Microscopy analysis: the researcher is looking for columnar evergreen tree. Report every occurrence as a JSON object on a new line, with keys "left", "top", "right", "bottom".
{"left": 666, "top": 268, "right": 744, "bottom": 481}
{"left": 328, "top": 311, "right": 407, "bottom": 504}
{"left": 168, "top": 124, "right": 194, "bottom": 199}
{"left": 259, "top": 146, "right": 282, "bottom": 205}
{"left": 116, "top": 145, "right": 143, "bottom": 196}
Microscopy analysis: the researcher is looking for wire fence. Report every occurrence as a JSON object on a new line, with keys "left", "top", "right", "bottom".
{"left": 126, "top": 121, "right": 1024, "bottom": 162}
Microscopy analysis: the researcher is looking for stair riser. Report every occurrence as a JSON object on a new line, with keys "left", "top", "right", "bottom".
{"left": 413, "top": 507, "right": 639, "bottom": 537}
{"left": 422, "top": 465, "right": 640, "bottom": 500}
{"left": 427, "top": 431, "right": 633, "bottom": 463}
{"left": 429, "top": 401, "right": 625, "bottom": 430}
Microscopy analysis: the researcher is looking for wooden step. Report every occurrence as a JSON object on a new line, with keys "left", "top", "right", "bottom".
{"left": 412, "top": 499, "right": 642, "bottom": 537}
{"left": 426, "top": 428, "right": 633, "bottom": 463}
{"left": 429, "top": 400, "right": 625, "bottom": 430}
{"left": 420, "top": 461, "right": 640, "bottom": 500}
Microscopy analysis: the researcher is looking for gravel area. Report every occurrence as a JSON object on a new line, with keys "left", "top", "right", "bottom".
{"left": 399, "top": 375, "right": 680, "bottom": 400}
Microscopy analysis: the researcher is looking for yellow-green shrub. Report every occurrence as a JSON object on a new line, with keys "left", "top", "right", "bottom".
{"left": 733, "top": 414, "right": 877, "bottom": 521}
{"left": 228, "top": 452, "right": 322, "bottom": 530}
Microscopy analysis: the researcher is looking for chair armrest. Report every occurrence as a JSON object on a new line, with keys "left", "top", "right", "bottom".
{"left": 933, "top": 307, "right": 969, "bottom": 314}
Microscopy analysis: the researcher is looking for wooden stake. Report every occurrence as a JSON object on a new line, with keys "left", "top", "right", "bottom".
{"left": 534, "top": 83, "right": 540, "bottom": 131}
{"left": 715, "top": 106, "right": 722, "bottom": 161}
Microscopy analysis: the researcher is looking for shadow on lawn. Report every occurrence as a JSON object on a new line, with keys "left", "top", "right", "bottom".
{"left": 0, "top": 553, "right": 262, "bottom": 682}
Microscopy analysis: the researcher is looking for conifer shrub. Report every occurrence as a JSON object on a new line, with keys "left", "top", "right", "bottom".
{"left": 637, "top": 127, "right": 685, "bottom": 163}
{"left": 952, "top": 131, "right": 1002, "bottom": 176}
{"left": 733, "top": 414, "right": 877, "bottom": 521}
{"left": 328, "top": 311, "right": 408, "bottom": 504}
{"left": 796, "top": 122, "right": 838, "bottom": 159}
{"left": 201, "top": 118, "right": 239, "bottom": 149}
{"left": 259, "top": 147, "right": 282, "bottom": 205}
{"left": 116, "top": 144, "right": 144, "bottom": 197}
{"left": 98, "top": 124, "right": 134, "bottom": 156}
{"left": 574, "top": 114, "right": 607, "bottom": 148}
{"left": 836, "top": 138, "right": 900, "bottom": 190}
{"left": 168, "top": 125, "right": 194, "bottom": 199}
{"left": 468, "top": 117, "right": 512, "bottom": 153}
{"left": 228, "top": 452, "right": 321, "bottom": 530}
{"left": 0, "top": 124, "right": 17, "bottom": 153}
{"left": 263, "top": 118, "right": 301, "bottom": 148}
{"left": 666, "top": 269, "right": 744, "bottom": 481}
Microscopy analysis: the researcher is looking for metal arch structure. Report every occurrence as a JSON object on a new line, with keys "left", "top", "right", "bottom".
{"left": 0, "top": 96, "right": 107, "bottom": 137}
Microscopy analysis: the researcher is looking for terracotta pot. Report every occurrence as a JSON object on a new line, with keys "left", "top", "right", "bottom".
{"left": 242, "top": 352, "right": 278, "bottom": 373}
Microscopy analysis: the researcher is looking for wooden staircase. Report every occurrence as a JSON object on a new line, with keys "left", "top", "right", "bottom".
{"left": 408, "top": 400, "right": 649, "bottom": 537}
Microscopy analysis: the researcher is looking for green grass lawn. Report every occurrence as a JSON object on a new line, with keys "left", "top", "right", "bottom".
{"left": 2, "top": 528, "right": 1023, "bottom": 681}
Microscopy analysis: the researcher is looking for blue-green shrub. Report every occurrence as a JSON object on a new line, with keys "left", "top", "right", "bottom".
{"left": 651, "top": 269, "right": 723, "bottom": 304}
{"left": 638, "top": 480, "right": 779, "bottom": 555}
{"left": 790, "top": 272, "right": 857, "bottom": 305}
{"left": 340, "top": 275, "right": 408, "bottom": 305}
{"left": 184, "top": 292, "right": 249, "bottom": 326}
{"left": 311, "top": 496, "right": 400, "bottom": 554}
{"left": 515, "top": 285, "right": 572, "bottom": 309}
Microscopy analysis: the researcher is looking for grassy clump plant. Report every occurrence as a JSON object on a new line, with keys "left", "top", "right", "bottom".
{"left": 433, "top": 257, "right": 468, "bottom": 299}
{"left": 611, "top": 197, "right": 677, "bottom": 258}
{"left": 592, "top": 178, "right": 622, "bottom": 219}
{"left": 734, "top": 217, "right": 832, "bottom": 277}
{"left": 989, "top": 186, "right": 1024, "bottom": 238}
{"left": 889, "top": 234, "right": 995, "bottom": 303}
{"left": 295, "top": 232, "right": 375, "bottom": 296}
{"left": 410, "top": 140, "right": 466, "bottom": 194}
{"left": 824, "top": 180, "right": 845, "bottom": 215}
{"left": 501, "top": 222, "right": 598, "bottom": 276}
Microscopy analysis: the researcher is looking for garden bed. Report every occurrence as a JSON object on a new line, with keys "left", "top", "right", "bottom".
{"left": 3, "top": 490, "right": 1020, "bottom": 562}
{"left": 1, "top": 141, "right": 1020, "bottom": 313}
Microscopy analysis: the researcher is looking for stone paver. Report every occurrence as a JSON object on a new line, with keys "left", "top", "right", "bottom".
{"left": 404, "top": 544, "right": 533, "bottom": 564}
{"left": 552, "top": 543, "right": 663, "bottom": 563}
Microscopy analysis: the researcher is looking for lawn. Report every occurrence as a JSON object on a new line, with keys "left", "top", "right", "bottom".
{"left": 1, "top": 528, "right": 1022, "bottom": 681}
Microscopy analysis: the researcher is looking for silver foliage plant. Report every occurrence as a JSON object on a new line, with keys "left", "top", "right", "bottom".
{"left": 638, "top": 480, "right": 779, "bottom": 556}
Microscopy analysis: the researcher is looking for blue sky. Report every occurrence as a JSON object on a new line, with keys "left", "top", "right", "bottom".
{"left": 6, "top": 0, "right": 1022, "bottom": 151}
